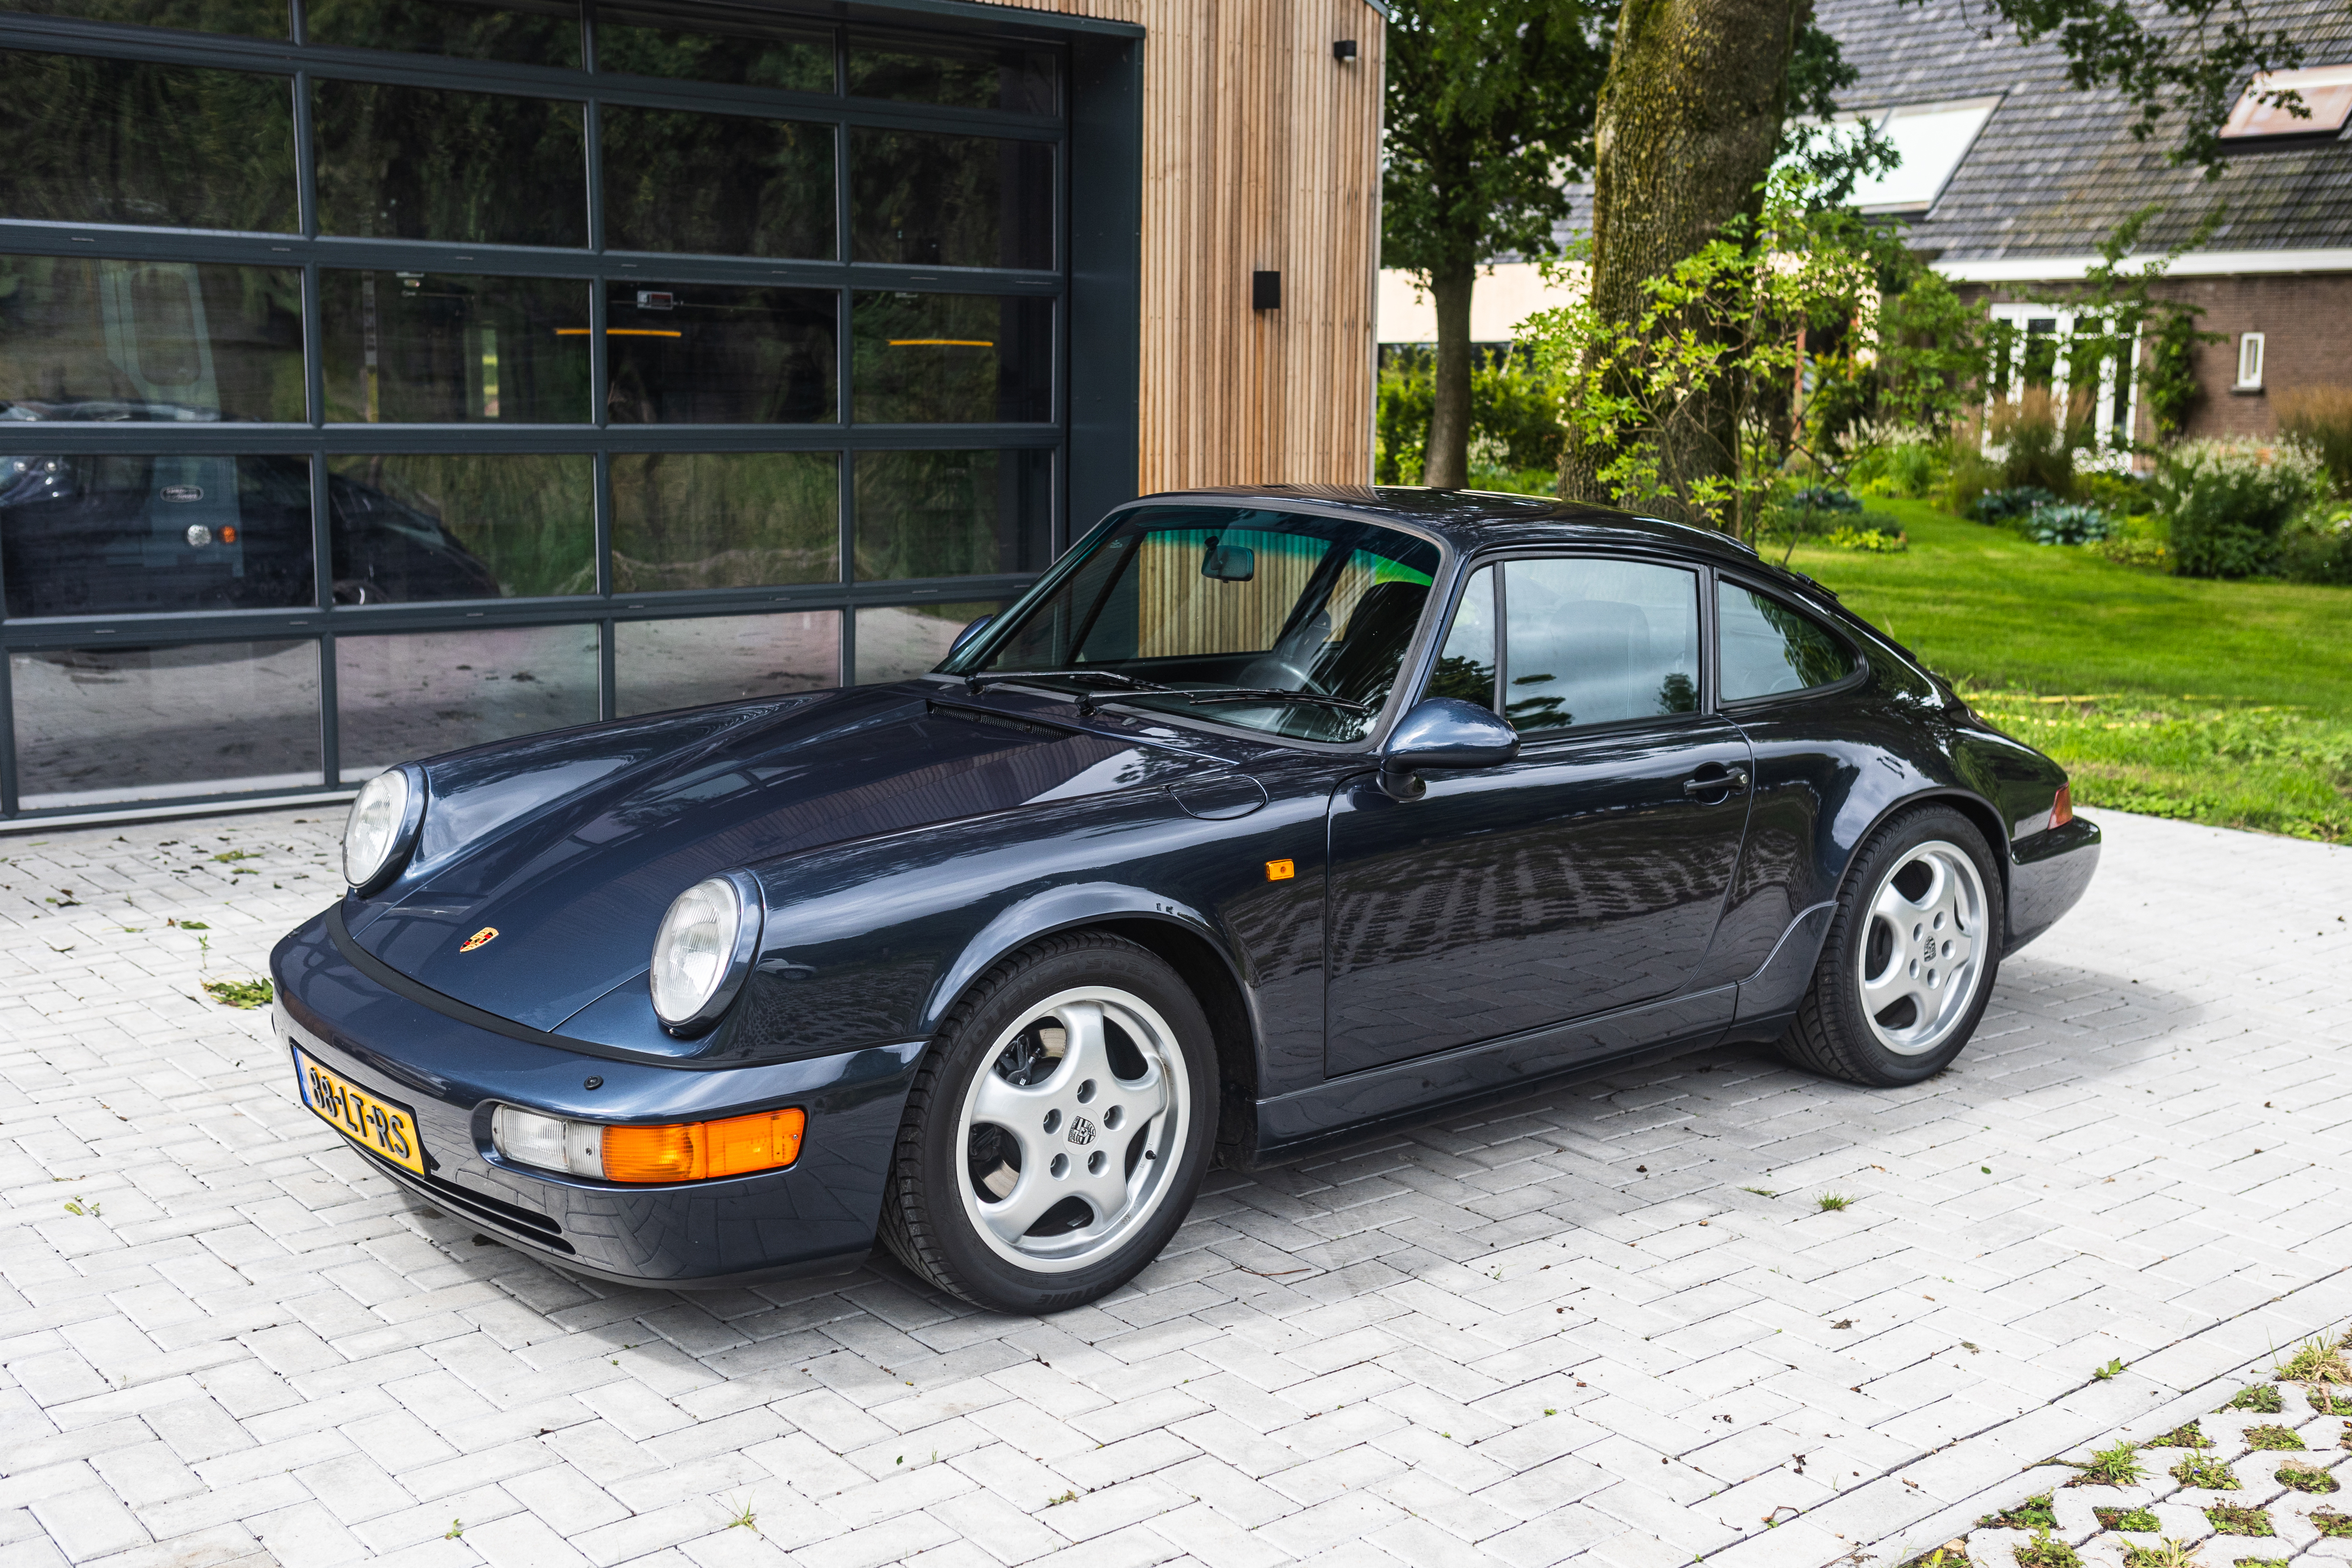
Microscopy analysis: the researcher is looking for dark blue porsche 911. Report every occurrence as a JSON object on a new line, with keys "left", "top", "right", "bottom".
{"left": 273, "top": 486, "right": 2099, "bottom": 1313}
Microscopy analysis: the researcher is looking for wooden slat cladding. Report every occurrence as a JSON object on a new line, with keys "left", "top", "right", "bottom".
{"left": 985, "top": 0, "right": 1384, "bottom": 491}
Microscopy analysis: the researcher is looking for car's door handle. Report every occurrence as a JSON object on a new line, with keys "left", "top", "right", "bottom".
{"left": 1684, "top": 767, "right": 1751, "bottom": 797}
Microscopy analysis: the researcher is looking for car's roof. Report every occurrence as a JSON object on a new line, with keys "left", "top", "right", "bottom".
{"left": 1131, "top": 485, "right": 1772, "bottom": 572}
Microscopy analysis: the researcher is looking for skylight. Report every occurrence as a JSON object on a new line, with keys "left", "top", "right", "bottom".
{"left": 1845, "top": 97, "right": 2002, "bottom": 212}
{"left": 2219, "top": 64, "right": 2352, "bottom": 142}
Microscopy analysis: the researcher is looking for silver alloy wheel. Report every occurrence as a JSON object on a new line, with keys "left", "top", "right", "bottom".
{"left": 1857, "top": 839, "right": 1990, "bottom": 1056}
{"left": 954, "top": 985, "right": 1192, "bottom": 1274}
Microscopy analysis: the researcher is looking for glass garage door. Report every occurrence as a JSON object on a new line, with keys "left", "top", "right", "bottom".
{"left": 0, "top": 0, "right": 1065, "bottom": 817}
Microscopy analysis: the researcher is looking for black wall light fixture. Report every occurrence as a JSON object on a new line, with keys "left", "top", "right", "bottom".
{"left": 1252, "top": 270, "right": 1282, "bottom": 311}
{"left": 1333, "top": 39, "right": 1358, "bottom": 60}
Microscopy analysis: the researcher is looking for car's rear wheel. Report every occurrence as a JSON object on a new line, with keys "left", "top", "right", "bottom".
{"left": 1779, "top": 805, "right": 2004, "bottom": 1087}
{"left": 879, "top": 933, "right": 1217, "bottom": 1314}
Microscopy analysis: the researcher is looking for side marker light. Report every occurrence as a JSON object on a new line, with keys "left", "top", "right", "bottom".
{"left": 2050, "top": 784, "right": 2073, "bottom": 828}
{"left": 1265, "top": 858, "right": 1295, "bottom": 882}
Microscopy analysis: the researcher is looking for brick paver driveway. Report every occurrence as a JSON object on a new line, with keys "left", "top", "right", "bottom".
{"left": 4, "top": 806, "right": 2349, "bottom": 1568}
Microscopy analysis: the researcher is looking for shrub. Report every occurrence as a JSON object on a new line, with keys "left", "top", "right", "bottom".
{"left": 2030, "top": 503, "right": 2116, "bottom": 546}
{"left": 2278, "top": 505, "right": 2352, "bottom": 586}
{"left": 2076, "top": 470, "right": 2154, "bottom": 517}
{"left": 2153, "top": 439, "right": 2324, "bottom": 578}
{"left": 1971, "top": 485, "right": 2060, "bottom": 526}
{"left": 2277, "top": 385, "right": 2352, "bottom": 497}
{"left": 1986, "top": 387, "right": 2097, "bottom": 496}
{"left": 1940, "top": 436, "right": 2008, "bottom": 517}
{"left": 1376, "top": 347, "right": 1566, "bottom": 488}
{"left": 1853, "top": 438, "right": 1946, "bottom": 499}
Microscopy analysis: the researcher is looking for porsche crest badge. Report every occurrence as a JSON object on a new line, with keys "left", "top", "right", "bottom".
{"left": 459, "top": 926, "right": 499, "bottom": 953}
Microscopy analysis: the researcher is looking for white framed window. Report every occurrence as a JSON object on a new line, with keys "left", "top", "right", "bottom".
{"left": 1983, "top": 302, "right": 2139, "bottom": 472}
{"left": 2236, "top": 332, "right": 2266, "bottom": 391}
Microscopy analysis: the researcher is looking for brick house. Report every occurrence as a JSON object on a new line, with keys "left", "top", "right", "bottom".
{"left": 1824, "top": 0, "right": 2352, "bottom": 447}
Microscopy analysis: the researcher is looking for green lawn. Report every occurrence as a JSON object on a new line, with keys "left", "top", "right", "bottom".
{"left": 1783, "top": 499, "right": 2352, "bottom": 842}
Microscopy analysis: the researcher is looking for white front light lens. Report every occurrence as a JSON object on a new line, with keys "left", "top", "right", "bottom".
{"left": 650, "top": 876, "right": 748, "bottom": 1029}
{"left": 343, "top": 769, "right": 412, "bottom": 888}
{"left": 491, "top": 1105, "right": 603, "bottom": 1177}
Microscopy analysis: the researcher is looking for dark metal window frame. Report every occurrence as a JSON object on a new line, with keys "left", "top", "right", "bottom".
{"left": 0, "top": 0, "right": 1144, "bottom": 822}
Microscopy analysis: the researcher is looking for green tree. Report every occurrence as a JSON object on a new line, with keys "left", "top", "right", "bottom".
{"left": 1570, "top": 0, "right": 2307, "bottom": 512}
{"left": 1380, "top": 0, "right": 1611, "bottom": 488}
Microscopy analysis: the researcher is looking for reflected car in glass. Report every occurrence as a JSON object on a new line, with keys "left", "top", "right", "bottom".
{"left": 0, "top": 402, "right": 501, "bottom": 616}
{"left": 271, "top": 488, "right": 2100, "bottom": 1313}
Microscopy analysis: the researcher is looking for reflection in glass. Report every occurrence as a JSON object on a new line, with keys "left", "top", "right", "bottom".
{"left": 313, "top": 81, "right": 586, "bottom": 246}
{"left": 1717, "top": 583, "right": 1853, "bottom": 700}
{"left": 855, "top": 450, "right": 1047, "bottom": 581}
{"left": 1501, "top": 557, "right": 1699, "bottom": 734}
{"left": 0, "top": 52, "right": 294, "bottom": 231}
{"left": 846, "top": 30, "right": 1054, "bottom": 113}
{"left": 616, "top": 612, "right": 838, "bottom": 716}
{"left": 594, "top": 6, "right": 832, "bottom": 92}
{"left": 304, "top": 0, "right": 580, "bottom": 66}
{"left": 1, "top": 454, "right": 313, "bottom": 616}
{"left": 0, "top": 0, "right": 284, "bottom": 33}
{"left": 609, "top": 452, "right": 836, "bottom": 591}
{"left": 321, "top": 271, "right": 590, "bottom": 423}
{"left": 855, "top": 600, "right": 999, "bottom": 686}
{"left": 602, "top": 107, "right": 834, "bottom": 259}
{"left": 852, "top": 292, "right": 1048, "bottom": 424}
{"left": 850, "top": 129, "right": 1051, "bottom": 269}
{"left": 1425, "top": 565, "right": 1497, "bottom": 711}
{"left": 328, "top": 454, "right": 591, "bottom": 602}
{"left": 336, "top": 624, "right": 599, "bottom": 776}
{"left": 0, "top": 256, "right": 303, "bottom": 421}
{"left": 603, "top": 283, "right": 836, "bottom": 423}
{"left": 12, "top": 640, "right": 321, "bottom": 808}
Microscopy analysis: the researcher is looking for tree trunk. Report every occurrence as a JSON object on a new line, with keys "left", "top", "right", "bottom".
{"left": 1422, "top": 260, "right": 1477, "bottom": 488}
{"left": 1561, "top": 0, "right": 1804, "bottom": 508}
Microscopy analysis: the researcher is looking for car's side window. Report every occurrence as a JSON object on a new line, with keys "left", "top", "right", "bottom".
{"left": 1717, "top": 581, "right": 1855, "bottom": 702}
{"left": 1503, "top": 557, "right": 1699, "bottom": 735}
{"left": 1423, "top": 565, "right": 1497, "bottom": 711}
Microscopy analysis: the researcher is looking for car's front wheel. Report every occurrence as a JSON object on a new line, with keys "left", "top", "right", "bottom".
{"left": 879, "top": 934, "right": 1218, "bottom": 1313}
{"left": 1779, "top": 804, "right": 2004, "bottom": 1087}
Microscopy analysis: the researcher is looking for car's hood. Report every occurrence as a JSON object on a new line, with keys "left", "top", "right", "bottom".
{"left": 344, "top": 684, "right": 1223, "bottom": 1030}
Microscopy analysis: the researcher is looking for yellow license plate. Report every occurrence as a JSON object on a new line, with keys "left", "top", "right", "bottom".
{"left": 294, "top": 1048, "right": 426, "bottom": 1176}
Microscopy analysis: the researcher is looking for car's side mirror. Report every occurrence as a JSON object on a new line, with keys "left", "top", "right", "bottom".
{"left": 1379, "top": 698, "right": 1519, "bottom": 799}
{"left": 948, "top": 613, "right": 993, "bottom": 653}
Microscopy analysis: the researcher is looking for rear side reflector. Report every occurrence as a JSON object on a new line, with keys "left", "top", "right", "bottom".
{"left": 2050, "top": 784, "right": 2073, "bottom": 828}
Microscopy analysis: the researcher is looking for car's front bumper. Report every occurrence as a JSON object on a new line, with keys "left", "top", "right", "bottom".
{"left": 271, "top": 910, "right": 923, "bottom": 1288}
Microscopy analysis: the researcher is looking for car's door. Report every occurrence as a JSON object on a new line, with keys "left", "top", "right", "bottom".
{"left": 1323, "top": 554, "right": 1755, "bottom": 1077}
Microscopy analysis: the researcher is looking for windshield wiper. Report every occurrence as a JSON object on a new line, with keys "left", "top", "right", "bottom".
{"left": 1168, "top": 688, "right": 1372, "bottom": 716}
{"left": 964, "top": 668, "right": 1175, "bottom": 697}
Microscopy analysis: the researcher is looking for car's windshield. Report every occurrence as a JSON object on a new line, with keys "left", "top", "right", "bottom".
{"left": 941, "top": 505, "right": 1443, "bottom": 742}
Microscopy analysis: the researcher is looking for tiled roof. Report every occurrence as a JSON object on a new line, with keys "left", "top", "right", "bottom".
{"left": 1820, "top": 0, "right": 2352, "bottom": 260}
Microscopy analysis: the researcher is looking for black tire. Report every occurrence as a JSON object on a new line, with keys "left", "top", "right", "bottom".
{"left": 1779, "top": 804, "right": 2005, "bottom": 1088}
{"left": 879, "top": 933, "right": 1219, "bottom": 1314}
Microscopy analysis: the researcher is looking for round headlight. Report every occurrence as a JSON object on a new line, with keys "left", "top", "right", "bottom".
{"left": 342, "top": 768, "right": 416, "bottom": 891}
{"left": 650, "top": 873, "right": 760, "bottom": 1034}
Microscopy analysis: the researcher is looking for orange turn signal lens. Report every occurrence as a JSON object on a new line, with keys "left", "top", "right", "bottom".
{"left": 2050, "top": 784, "right": 2073, "bottom": 828}
{"left": 600, "top": 1108, "right": 806, "bottom": 1183}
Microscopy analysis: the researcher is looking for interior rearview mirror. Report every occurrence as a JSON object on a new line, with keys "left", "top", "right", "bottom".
{"left": 1201, "top": 542, "right": 1255, "bottom": 581}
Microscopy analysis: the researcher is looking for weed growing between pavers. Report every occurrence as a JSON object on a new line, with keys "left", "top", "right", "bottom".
{"left": 2205, "top": 1502, "right": 2275, "bottom": 1535}
{"left": 1979, "top": 1493, "right": 2058, "bottom": 1528}
{"left": 2223, "top": 1385, "right": 2284, "bottom": 1413}
{"left": 1899, "top": 1545, "right": 1971, "bottom": 1568}
{"left": 2013, "top": 1529, "right": 2081, "bottom": 1568}
{"left": 2172, "top": 1455, "right": 2239, "bottom": 1489}
{"left": 2278, "top": 1460, "right": 2339, "bottom": 1493}
{"left": 2275, "top": 1330, "right": 2352, "bottom": 1384}
{"left": 2231, "top": 1558, "right": 2290, "bottom": 1568}
{"left": 202, "top": 977, "right": 273, "bottom": 1008}
{"left": 2315, "top": 1507, "right": 2352, "bottom": 1537}
{"left": 2068, "top": 1441, "right": 2145, "bottom": 1485}
{"left": 2243, "top": 1423, "right": 2304, "bottom": 1450}
{"left": 2148, "top": 1420, "right": 2213, "bottom": 1448}
{"left": 2121, "top": 1545, "right": 2201, "bottom": 1568}
{"left": 2095, "top": 1504, "right": 2161, "bottom": 1529}
{"left": 2311, "top": 1385, "right": 2352, "bottom": 1415}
